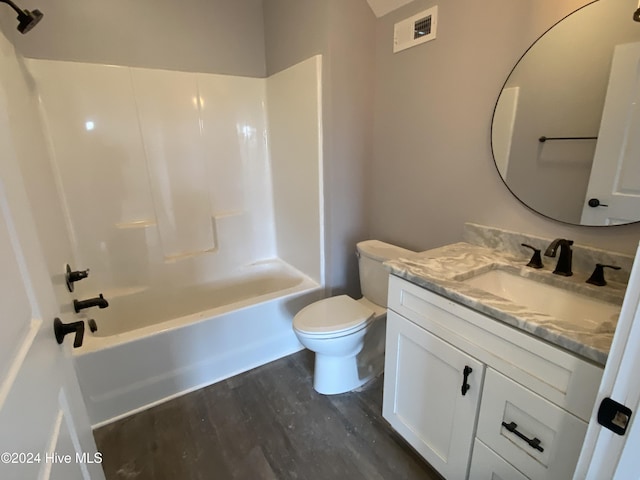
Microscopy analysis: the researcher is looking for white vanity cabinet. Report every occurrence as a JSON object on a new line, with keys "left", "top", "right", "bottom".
{"left": 383, "top": 309, "right": 484, "bottom": 479}
{"left": 383, "top": 275, "right": 604, "bottom": 480}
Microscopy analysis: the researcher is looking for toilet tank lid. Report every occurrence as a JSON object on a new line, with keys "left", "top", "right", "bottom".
{"left": 357, "top": 240, "right": 414, "bottom": 262}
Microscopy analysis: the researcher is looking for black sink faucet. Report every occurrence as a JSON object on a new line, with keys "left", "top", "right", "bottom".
{"left": 544, "top": 239, "right": 574, "bottom": 276}
{"left": 74, "top": 294, "right": 109, "bottom": 313}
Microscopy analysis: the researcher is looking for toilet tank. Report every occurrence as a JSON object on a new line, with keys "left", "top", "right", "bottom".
{"left": 357, "top": 240, "right": 415, "bottom": 307}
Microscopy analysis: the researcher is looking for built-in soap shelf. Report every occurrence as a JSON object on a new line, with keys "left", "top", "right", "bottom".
{"left": 115, "top": 220, "right": 156, "bottom": 229}
{"left": 162, "top": 216, "right": 220, "bottom": 263}
{"left": 163, "top": 246, "right": 219, "bottom": 263}
{"left": 115, "top": 212, "right": 250, "bottom": 263}
{"left": 115, "top": 211, "right": 244, "bottom": 231}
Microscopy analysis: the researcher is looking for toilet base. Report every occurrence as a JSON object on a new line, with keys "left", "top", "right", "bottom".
{"left": 313, "top": 352, "right": 376, "bottom": 395}
{"left": 300, "top": 313, "right": 387, "bottom": 395}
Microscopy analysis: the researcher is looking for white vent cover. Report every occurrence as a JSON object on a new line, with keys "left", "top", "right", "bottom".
{"left": 393, "top": 6, "right": 438, "bottom": 53}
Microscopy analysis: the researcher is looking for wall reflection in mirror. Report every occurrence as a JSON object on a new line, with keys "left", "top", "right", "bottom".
{"left": 492, "top": 0, "right": 640, "bottom": 226}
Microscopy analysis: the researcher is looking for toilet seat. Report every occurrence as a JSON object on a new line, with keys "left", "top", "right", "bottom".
{"left": 293, "top": 295, "right": 374, "bottom": 337}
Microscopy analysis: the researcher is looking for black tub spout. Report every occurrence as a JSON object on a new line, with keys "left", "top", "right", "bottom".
{"left": 74, "top": 294, "right": 109, "bottom": 313}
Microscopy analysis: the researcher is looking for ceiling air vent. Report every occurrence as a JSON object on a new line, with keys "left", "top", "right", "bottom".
{"left": 393, "top": 6, "right": 438, "bottom": 53}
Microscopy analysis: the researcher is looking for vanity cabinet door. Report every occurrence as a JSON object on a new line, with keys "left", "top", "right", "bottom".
{"left": 468, "top": 439, "right": 529, "bottom": 480}
{"left": 383, "top": 311, "right": 485, "bottom": 480}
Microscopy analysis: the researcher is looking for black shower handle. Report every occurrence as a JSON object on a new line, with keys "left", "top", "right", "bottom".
{"left": 53, "top": 317, "right": 85, "bottom": 348}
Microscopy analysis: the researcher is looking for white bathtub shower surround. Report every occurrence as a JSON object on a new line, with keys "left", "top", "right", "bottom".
{"left": 24, "top": 56, "right": 325, "bottom": 426}
{"left": 75, "top": 260, "right": 321, "bottom": 426}
{"left": 26, "top": 56, "right": 323, "bottom": 298}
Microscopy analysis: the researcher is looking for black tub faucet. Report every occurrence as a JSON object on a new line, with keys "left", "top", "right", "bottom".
{"left": 74, "top": 294, "right": 109, "bottom": 313}
{"left": 544, "top": 239, "right": 574, "bottom": 276}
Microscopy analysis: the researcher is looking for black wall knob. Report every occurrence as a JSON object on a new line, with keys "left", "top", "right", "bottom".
{"left": 53, "top": 317, "right": 84, "bottom": 348}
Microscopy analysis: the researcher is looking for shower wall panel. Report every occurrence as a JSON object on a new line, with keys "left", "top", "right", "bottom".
{"left": 131, "top": 68, "right": 216, "bottom": 259}
{"left": 27, "top": 60, "right": 278, "bottom": 293}
{"left": 27, "top": 61, "right": 155, "bottom": 291}
{"left": 198, "top": 74, "right": 254, "bottom": 216}
{"left": 267, "top": 56, "right": 324, "bottom": 284}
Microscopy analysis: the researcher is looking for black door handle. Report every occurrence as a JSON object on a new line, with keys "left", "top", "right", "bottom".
{"left": 588, "top": 198, "right": 608, "bottom": 208}
{"left": 501, "top": 421, "right": 544, "bottom": 452}
{"left": 461, "top": 366, "right": 473, "bottom": 396}
{"left": 53, "top": 318, "right": 84, "bottom": 348}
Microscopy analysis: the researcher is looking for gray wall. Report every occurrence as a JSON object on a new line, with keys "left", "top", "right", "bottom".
{"left": 371, "top": 0, "right": 640, "bottom": 255}
{"left": 0, "top": 0, "right": 266, "bottom": 76}
{"left": 264, "top": 0, "right": 328, "bottom": 76}
{"left": 264, "top": 0, "right": 375, "bottom": 297}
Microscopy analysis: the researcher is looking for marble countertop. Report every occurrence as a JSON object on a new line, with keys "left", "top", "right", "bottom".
{"left": 386, "top": 242, "right": 627, "bottom": 366}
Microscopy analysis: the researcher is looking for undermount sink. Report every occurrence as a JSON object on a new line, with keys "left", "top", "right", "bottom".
{"left": 463, "top": 269, "right": 621, "bottom": 331}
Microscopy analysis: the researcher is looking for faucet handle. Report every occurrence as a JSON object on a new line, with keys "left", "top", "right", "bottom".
{"left": 521, "top": 244, "right": 543, "bottom": 269}
{"left": 586, "top": 263, "right": 621, "bottom": 287}
{"left": 65, "top": 264, "right": 90, "bottom": 292}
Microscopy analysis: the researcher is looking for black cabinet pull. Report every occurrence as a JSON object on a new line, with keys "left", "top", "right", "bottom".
{"left": 53, "top": 317, "right": 85, "bottom": 348}
{"left": 501, "top": 421, "right": 544, "bottom": 452}
{"left": 461, "top": 366, "right": 472, "bottom": 396}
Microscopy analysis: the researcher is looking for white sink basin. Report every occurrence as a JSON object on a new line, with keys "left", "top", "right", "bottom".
{"left": 463, "top": 269, "right": 621, "bottom": 331}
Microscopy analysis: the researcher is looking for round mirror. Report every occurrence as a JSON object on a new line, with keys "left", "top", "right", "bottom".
{"left": 491, "top": 0, "right": 640, "bottom": 226}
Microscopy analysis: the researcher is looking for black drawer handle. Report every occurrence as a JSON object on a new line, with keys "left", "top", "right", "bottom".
{"left": 501, "top": 421, "right": 544, "bottom": 452}
{"left": 461, "top": 366, "right": 473, "bottom": 396}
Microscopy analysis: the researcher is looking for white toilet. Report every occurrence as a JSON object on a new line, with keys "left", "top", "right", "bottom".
{"left": 293, "top": 240, "right": 414, "bottom": 395}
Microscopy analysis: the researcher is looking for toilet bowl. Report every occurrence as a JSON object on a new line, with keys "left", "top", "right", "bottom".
{"left": 293, "top": 240, "right": 414, "bottom": 395}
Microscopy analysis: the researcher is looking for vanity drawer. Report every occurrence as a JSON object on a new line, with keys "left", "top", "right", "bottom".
{"left": 476, "top": 368, "right": 587, "bottom": 480}
{"left": 387, "top": 275, "right": 603, "bottom": 421}
{"left": 468, "top": 439, "right": 528, "bottom": 480}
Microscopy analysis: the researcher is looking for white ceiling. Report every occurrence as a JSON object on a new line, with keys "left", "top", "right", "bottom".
{"left": 366, "top": 0, "right": 414, "bottom": 18}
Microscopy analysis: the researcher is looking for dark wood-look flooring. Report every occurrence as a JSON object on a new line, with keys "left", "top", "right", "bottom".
{"left": 94, "top": 350, "right": 442, "bottom": 480}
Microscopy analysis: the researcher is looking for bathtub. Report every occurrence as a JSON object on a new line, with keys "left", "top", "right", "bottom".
{"left": 73, "top": 260, "right": 323, "bottom": 427}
